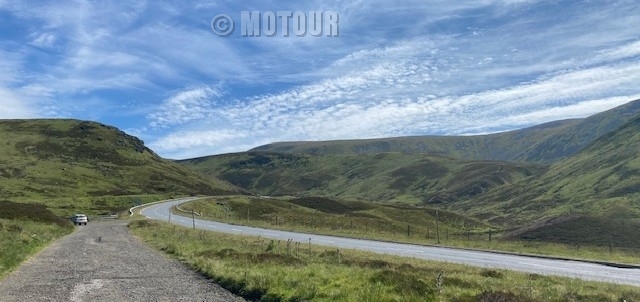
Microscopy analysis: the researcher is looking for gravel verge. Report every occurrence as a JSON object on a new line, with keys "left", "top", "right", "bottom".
{"left": 0, "top": 220, "right": 243, "bottom": 302}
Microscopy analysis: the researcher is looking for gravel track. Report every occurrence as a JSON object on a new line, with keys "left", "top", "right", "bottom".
{"left": 0, "top": 220, "right": 243, "bottom": 302}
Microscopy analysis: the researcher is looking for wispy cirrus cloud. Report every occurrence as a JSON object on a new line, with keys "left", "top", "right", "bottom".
{"left": 1, "top": 0, "right": 639, "bottom": 159}
{"left": 148, "top": 84, "right": 225, "bottom": 128}
{"left": 0, "top": 0, "right": 255, "bottom": 121}
{"left": 148, "top": 34, "right": 640, "bottom": 158}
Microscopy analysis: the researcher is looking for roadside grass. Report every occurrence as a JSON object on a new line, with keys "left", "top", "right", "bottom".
{"left": 129, "top": 219, "right": 640, "bottom": 302}
{"left": 176, "top": 196, "right": 640, "bottom": 265}
{"left": 0, "top": 201, "right": 73, "bottom": 279}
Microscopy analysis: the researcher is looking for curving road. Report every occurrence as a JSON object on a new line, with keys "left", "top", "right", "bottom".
{"left": 140, "top": 198, "right": 640, "bottom": 287}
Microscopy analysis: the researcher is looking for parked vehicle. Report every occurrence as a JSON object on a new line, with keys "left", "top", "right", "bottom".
{"left": 71, "top": 214, "right": 88, "bottom": 225}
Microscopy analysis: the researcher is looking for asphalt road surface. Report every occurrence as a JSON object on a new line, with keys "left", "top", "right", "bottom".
{"left": 0, "top": 220, "right": 242, "bottom": 302}
{"left": 141, "top": 198, "right": 640, "bottom": 287}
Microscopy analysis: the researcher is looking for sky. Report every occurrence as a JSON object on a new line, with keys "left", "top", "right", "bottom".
{"left": 1, "top": 0, "right": 639, "bottom": 159}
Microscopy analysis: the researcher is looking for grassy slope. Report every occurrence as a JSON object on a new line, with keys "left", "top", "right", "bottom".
{"left": 0, "top": 119, "right": 237, "bottom": 214}
{"left": 452, "top": 115, "right": 640, "bottom": 248}
{"left": 251, "top": 99, "right": 640, "bottom": 163}
{"left": 179, "top": 152, "right": 546, "bottom": 204}
{"left": 0, "top": 201, "right": 73, "bottom": 278}
{"left": 180, "top": 195, "right": 490, "bottom": 238}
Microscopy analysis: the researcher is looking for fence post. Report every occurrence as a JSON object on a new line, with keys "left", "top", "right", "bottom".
{"left": 435, "top": 210, "right": 440, "bottom": 244}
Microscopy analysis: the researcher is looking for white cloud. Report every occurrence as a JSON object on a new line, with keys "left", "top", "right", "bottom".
{"left": 149, "top": 128, "right": 280, "bottom": 159}
{"left": 2, "top": 0, "right": 640, "bottom": 159}
{"left": 0, "top": 50, "right": 41, "bottom": 118}
{"left": 498, "top": 94, "right": 640, "bottom": 126}
{"left": 148, "top": 84, "right": 224, "bottom": 128}
{"left": 147, "top": 38, "right": 640, "bottom": 158}
{"left": 590, "top": 40, "right": 640, "bottom": 65}
{"left": 28, "top": 32, "right": 56, "bottom": 48}
{"left": 0, "top": 89, "right": 38, "bottom": 119}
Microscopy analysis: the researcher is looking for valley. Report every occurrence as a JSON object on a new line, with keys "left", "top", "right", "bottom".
{"left": 178, "top": 100, "right": 640, "bottom": 253}
{"left": 3, "top": 100, "right": 640, "bottom": 300}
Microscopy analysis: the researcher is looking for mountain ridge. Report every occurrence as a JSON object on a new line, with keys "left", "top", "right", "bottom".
{"left": 250, "top": 99, "right": 640, "bottom": 163}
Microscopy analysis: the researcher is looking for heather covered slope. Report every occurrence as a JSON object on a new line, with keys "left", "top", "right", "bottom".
{"left": 179, "top": 151, "right": 546, "bottom": 204}
{"left": 0, "top": 119, "right": 237, "bottom": 203}
{"left": 451, "top": 115, "right": 640, "bottom": 247}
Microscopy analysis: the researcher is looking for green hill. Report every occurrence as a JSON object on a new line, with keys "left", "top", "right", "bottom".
{"left": 450, "top": 115, "right": 640, "bottom": 247}
{"left": 0, "top": 119, "right": 237, "bottom": 213}
{"left": 0, "top": 119, "right": 239, "bottom": 278}
{"left": 251, "top": 99, "right": 640, "bottom": 163}
{"left": 179, "top": 152, "right": 546, "bottom": 204}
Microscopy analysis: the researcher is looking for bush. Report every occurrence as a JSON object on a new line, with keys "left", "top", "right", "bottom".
{"left": 481, "top": 269, "right": 504, "bottom": 279}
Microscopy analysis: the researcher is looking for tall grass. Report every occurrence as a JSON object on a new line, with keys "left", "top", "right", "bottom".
{"left": 0, "top": 219, "right": 72, "bottom": 278}
{"left": 130, "top": 220, "right": 640, "bottom": 302}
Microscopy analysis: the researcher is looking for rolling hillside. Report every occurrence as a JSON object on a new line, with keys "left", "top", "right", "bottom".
{"left": 252, "top": 99, "right": 640, "bottom": 163}
{"left": 179, "top": 152, "right": 546, "bottom": 204}
{"left": 180, "top": 106, "right": 640, "bottom": 248}
{"left": 0, "top": 119, "right": 237, "bottom": 212}
{"left": 450, "top": 115, "right": 640, "bottom": 247}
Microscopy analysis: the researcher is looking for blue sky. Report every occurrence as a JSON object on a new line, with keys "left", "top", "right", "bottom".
{"left": 1, "top": 0, "right": 639, "bottom": 159}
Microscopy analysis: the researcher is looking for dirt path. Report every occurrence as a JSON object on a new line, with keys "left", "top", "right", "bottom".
{"left": 0, "top": 220, "right": 242, "bottom": 302}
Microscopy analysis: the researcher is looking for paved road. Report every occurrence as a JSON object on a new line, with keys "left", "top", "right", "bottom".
{"left": 0, "top": 220, "right": 242, "bottom": 302}
{"left": 141, "top": 198, "right": 640, "bottom": 287}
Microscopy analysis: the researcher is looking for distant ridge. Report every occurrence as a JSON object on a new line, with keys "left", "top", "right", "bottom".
{"left": 251, "top": 99, "right": 640, "bottom": 163}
